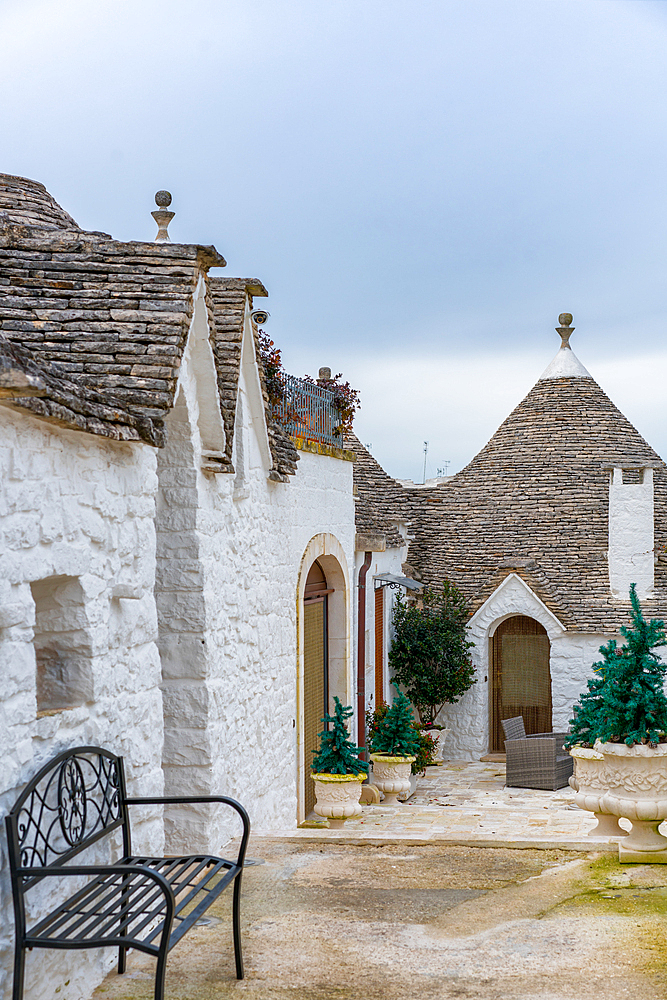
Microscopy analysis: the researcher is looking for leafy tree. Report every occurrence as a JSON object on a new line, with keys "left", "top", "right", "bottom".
{"left": 566, "top": 584, "right": 667, "bottom": 748}
{"left": 389, "top": 580, "right": 476, "bottom": 726}
{"left": 368, "top": 692, "right": 422, "bottom": 757}
{"left": 311, "top": 697, "right": 369, "bottom": 775}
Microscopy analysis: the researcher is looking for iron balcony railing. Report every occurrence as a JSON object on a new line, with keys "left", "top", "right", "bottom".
{"left": 272, "top": 374, "right": 344, "bottom": 448}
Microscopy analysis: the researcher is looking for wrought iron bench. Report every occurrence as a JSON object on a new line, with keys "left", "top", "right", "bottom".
{"left": 5, "top": 746, "right": 250, "bottom": 1000}
{"left": 502, "top": 716, "right": 573, "bottom": 790}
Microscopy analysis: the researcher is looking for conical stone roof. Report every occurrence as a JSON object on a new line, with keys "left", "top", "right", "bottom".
{"left": 402, "top": 321, "right": 667, "bottom": 631}
{"left": 0, "top": 173, "right": 80, "bottom": 230}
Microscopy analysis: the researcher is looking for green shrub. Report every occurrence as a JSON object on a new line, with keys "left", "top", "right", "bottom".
{"left": 389, "top": 580, "right": 476, "bottom": 726}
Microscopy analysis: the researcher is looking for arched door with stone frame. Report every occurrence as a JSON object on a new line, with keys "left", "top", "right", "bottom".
{"left": 491, "top": 615, "right": 552, "bottom": 752}
{"left": 303, "top": 560, "right": 331, "bottom": 816}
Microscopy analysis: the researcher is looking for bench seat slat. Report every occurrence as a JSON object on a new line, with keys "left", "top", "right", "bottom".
{"left": 25, "top": 855, "right": 239, "bottom": 953}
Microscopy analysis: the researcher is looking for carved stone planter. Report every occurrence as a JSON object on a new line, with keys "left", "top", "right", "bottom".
{"left": 311, "top": 773, "right": 364, "bottom": 828}
{"left": 599, "top": 743, "right": 667, "bottom": 862}
{"left": 427, "top": 727, "right": 450, "bottom": 765}
{"left": 370, "top": 754, "right": 416, "bottom": 805}
{"left": 569, "top": 746, "right": 628, "bottom": 838}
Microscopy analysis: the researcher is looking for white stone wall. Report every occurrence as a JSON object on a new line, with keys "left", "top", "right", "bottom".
{"left": 0, "top": 406, "right": 163, "bottom": 1000}
{"left": 354, "top": 545, "right": 408, "bottom": 727}
{"left": 608, "top": 466, "right": 654, "bottom": 599}
{"left": 157, "top": 299, "right": 355, "bottom": 849}
{"left": 437, "top": 573, "right": 613, "bottom": 760}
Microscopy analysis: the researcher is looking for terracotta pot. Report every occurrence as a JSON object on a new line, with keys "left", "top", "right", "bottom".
{"left": 369, "top": 754, "right": 416, "bottom": 805}
{"left": 311, "top": 772, "right": 364, "bottom": 828}
{"left": 599, "top": 742, "right": 667, "bottom": 861}
{"left": 569, "top": 747, "right": 628, "bottom": 838}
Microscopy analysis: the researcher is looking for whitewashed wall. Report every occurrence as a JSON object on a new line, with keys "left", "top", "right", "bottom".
{"left": 354, "top": 544, "right": 408, "bottom": 728}
{"left": 157, "top": 298, "right": 355, "bottom": 849}
{"left": 608, "top": 466, "right": 654, "bottom": 599}
{"left": 0, "top": 406, "right": 163, "bottom": 1000}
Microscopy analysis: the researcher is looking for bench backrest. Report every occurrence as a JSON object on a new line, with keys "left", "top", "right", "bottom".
{"left": 5, "top": 746, "right": 130, "bottom": 879}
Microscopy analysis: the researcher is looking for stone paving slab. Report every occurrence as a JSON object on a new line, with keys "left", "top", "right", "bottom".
{"left": 267, "top": 760, "right": 644, "bottom": 850}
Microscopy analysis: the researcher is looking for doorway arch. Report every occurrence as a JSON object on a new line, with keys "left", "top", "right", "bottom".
{"left": 296, "top": 533, "right": 352, "bottom": 823}
{"left": 490, "top": 615, "right": 552, "bottom": 752}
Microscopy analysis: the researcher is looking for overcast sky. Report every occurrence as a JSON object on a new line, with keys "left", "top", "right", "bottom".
{"left": 2, "top": 0, "right": 667, "bottom": 480}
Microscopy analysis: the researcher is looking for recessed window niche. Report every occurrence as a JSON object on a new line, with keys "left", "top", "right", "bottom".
{"left": 31, "top": 576, "right": 93, "bottom": 713}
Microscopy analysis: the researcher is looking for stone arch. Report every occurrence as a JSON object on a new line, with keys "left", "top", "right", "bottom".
{"left": 296, "top": 533, "right": 352, "bottom": 823}
{"left": 463, "top": 574, "right": 566, "bottom": 757}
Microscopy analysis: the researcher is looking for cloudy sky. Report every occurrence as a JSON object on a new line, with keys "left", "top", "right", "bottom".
{"left": 2, "top": 0, "right": 667, "bottom": 480}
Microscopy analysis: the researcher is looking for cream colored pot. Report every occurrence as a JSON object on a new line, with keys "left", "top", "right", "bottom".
{"left": 599, "top": 742, "right": 667, "bottom": 861}
{"left": 370, "top": 754, "right": 416, "bottom": 805}
{"left": 311, "top": 772, "right": 364, "bottom": 828}
{"left": 569, "top": 746, "right": 627, "bottom": 838}
{"left": 423, "top": 727, "right": 450, "bottom": 765}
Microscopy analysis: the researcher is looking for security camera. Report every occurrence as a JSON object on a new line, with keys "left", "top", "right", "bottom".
{"left": 251, "top": 310, "right": 270, "bottom": 326}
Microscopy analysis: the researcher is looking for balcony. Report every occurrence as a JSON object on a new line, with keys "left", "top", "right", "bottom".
{"left": 272, "top": 374, "right": 344, "bottom": 449}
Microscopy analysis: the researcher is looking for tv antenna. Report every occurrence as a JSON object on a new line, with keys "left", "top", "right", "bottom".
{"left": 437, "top": 461, "right": 450, "bottom": 477}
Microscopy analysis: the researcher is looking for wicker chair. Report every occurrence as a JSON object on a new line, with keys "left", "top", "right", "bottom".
{"left": 501, "top": 716, "right": 573, "bottom": 790}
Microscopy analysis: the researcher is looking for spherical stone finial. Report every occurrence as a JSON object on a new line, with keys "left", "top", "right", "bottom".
{"left": 556, "top": 312, "right": 574, "bottom": 349}
{"left": 318, "top": 367, "right": 332, "bottom": 380}
{"left": 155, "top": 190, "right": 172, "bottom": 208}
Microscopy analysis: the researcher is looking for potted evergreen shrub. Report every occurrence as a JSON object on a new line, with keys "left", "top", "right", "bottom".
{"left": 366, "top": 702, "right": 438, "bottom": 800}
{"left": 311, "top": 697, "right": 369, "bottom": 828}
{"left": 566, "top": 585, "right": 667, "bottom": 859}
{"left": 388, "top": 580, "right": 475, "bottom": 757}
{"left": 368, "top": 693, "right": 421, "bottom": 805}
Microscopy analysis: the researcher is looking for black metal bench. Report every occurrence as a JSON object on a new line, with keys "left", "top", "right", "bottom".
{"left": 5, "top": 746, "right": 250, "bottom": 1000}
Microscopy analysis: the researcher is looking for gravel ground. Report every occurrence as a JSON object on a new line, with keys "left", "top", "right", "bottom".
{"left": 92, "top": 840, "right": 667, "bottom": 1000}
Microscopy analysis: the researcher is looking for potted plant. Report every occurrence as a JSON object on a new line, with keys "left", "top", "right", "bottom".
{"left": 311, "top": 697, "right": 369, "bottom": 828}
{"left": 368, "top": 692, "right": 422, "bottom": 804}
{"left": 388, "top": 580, "right": 475, "bottom": 754}
{"left": 366, "top": 702, "right": 438, "bottom": 800}
{"left": 566, "top": 585, "right": 667, "bottom": 859}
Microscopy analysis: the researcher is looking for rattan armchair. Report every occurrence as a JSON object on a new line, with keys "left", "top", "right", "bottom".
{"left": 501, "top": 716, "right": 573, "bottom": 790}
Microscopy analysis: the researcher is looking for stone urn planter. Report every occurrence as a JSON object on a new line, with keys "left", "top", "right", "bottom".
{"left": 425, "top": 727, "right": 450, "bottom": 765}
{"left": 598, "top": 742, "right": 667, "bottom": 861}
{"left": 370, "top": 754, "right": 416, "bottom": 805}
{"left": 311, "top": 772, "right": 365, "bottom": 828}
{"left": 569, "top": 746, "right": 628, "bottom": 838}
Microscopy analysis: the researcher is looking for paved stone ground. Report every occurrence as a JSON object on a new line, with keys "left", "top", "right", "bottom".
{"left": 283, "top": 761, "right": 634, "bottom": 849}
{"left": 92, "top": 762, "right": 667, "bottom": 1000}
{"left": 93, "top": 842, "right": 667, "bottom": 1000}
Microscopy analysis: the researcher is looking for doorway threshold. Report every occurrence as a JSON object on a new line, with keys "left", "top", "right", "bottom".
{"left": 480, "top": 753, "right": 506, "bottom": 763}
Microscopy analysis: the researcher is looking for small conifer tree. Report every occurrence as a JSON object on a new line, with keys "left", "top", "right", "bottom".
{"left": 311, "top": 697, "right": 369, "bottom": 775}
{"left": 566, "top": 584, "right": 667, "bottom": 748}
{"left": 368, "top": 692, "right": 422, "bottom": 757}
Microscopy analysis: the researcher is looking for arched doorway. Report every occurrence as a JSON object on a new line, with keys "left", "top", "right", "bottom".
{"left": 491, "top": 615, "right": 552, "bottom": 752}
{"left": 303, "top": 560, "right": 332, "bottom": 816}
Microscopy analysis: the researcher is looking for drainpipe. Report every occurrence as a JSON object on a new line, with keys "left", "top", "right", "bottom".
{"left": 357, "top": 551, "right": 372, "bottom": 756}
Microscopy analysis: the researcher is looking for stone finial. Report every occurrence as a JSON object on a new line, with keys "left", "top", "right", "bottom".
{"left": 556, "top": 312, "right": 574, "bottom": 349}
{"left": 318, "top": 367, "right": 332, "bottom": 380}
{"left": 152, "top": 190, "right": 174, "bottom": 242}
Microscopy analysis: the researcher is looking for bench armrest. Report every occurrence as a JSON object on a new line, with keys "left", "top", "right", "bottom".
{"left": 19, "top": 864, "right": 175, "bottom": 947}
{"left": 125, "top": 796, "right": 250, "bottom": 868}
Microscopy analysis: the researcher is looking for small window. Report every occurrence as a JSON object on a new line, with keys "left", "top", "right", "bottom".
{"left": 31, "top": 576, "right": 93, "bottom": 713}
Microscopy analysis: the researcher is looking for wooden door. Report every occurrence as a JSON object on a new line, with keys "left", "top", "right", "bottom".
{"left": 374, "top": 587, "right": 384, "bottom": 706}
{"left": 491, "top": 616, "right": 551, "bottom": 752}
{"left": 303, "top": 561, "right": 329, "bottom": 817}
